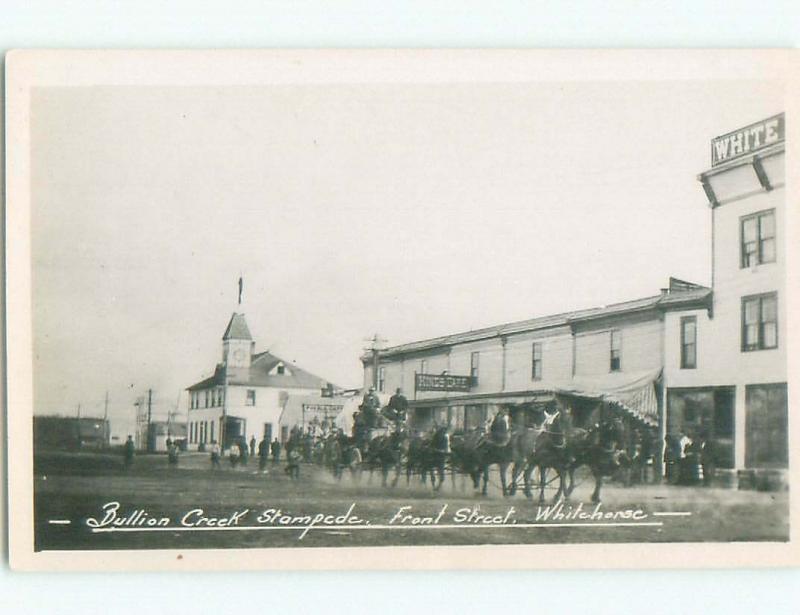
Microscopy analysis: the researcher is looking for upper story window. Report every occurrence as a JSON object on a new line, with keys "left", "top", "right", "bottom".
{"left": 246, "top": 389, "right": 256, "bottom": 406}
{"left": 204, "top": 390, "right": 210, "bottom": 407}
{"left": 378, "top": 367, "right": 386, "bottom": 393}
{"left": 741, "top": 209, "right": 776, "bottom": 268}
{"left": 420, "top": 359, "right": 427, "bottom": 374}
{"left": 610, "top": 330, "right": 622, "bottom": 372}
{"left": 742, "top": 292, "right": 778, "bottom": 352}
{"left": 680, "top": 316, "right": 697, "bottom": 369}
{"left": 532, "top": 342, "right": 543, "bottom": 381}
{"left": 277, "top": 363, "right": 285, "bottom": 375}
{"left": 470, "top": 352, "right": 480, "bottom": 384}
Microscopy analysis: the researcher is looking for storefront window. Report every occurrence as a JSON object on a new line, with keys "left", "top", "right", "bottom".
{"left": 745, "top": 383, "right": 788, "bottom": 468}
{"left": 464, "top": 404, "right": 487, "bottom": 431}
{"left": 666, "top": 387, "right": 735, "bottom": 469}
{"left": 449, "top": 406, "right": 465, "bottom": 432}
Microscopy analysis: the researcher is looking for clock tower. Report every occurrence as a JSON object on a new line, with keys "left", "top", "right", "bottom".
{"left": 222, "top": 312, "right": 254, "bottom": 369}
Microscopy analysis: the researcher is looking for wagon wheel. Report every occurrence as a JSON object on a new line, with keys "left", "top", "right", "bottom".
{"left": 531, "top": 466, "right": 563, "bottom": 491}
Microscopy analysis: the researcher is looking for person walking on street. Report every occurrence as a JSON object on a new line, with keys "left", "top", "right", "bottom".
{"left": 238, "top": 438, "right": 249, "bottom": 466}
{"left": 258, "top": 436, "right": 269, "bottom": 472}
{"left": 123, "top": 435, "right": 135, "bottom": 470}
{"left": 229, "top": 441, "right": 241, "bottom": 467}
{"left": 271, "top": 438, "right": 281, "bottom": 464}
{"left": 249, "top": 435, "right": 256, "bottom": 458}
{"left": 210, "top": 440, "right": 221, "bottom": 469}
{"left": 699, "top": 430, "right": 715, "bottom": 487}
{"left": 286, "top": 448, "right": 301, "bottom": 480}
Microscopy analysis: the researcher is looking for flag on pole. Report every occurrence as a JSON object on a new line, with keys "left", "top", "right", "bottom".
{"left": 238, "top": 276, "right": 243, "bottom": 305}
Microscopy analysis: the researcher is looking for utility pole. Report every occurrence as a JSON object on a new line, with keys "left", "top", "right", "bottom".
{"left": 364, "top": 333, "right": 387, "bottom": 390}
{"left": 147, "top": 389, "right": 153, "bottom": 452}
{"left": 103, "top": 391, "right": 109, "bottom": 449}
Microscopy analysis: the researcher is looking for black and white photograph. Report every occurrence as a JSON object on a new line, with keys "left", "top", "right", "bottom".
{"left": 5, "top": 49, "right": 798, "bottom": 571}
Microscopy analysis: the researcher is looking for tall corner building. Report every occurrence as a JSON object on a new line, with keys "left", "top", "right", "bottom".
{"left": 363, "top": 112, "right": 787, "bottom": 487}
{"left": 663, "top": 113, "right": 786, "bottom": 481}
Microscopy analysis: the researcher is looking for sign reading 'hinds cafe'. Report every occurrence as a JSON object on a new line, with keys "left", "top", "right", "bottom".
{"left": 711, "top": 113, "right": 784, "bottom": 167}
{"left": 415, "top": 373, "right": 473, "bottom": 392}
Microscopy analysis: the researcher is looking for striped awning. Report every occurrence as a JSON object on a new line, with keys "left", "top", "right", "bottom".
{"left": 555, "top": 368, "right": 661, "bottom": 427}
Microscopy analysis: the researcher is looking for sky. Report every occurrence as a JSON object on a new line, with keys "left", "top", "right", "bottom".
{"left": 30, "top": 79, "right": 784, "bottom": 436}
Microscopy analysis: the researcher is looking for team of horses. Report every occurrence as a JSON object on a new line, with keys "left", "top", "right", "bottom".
{"left": 293, "top": 404, "right": 631, "bottom": 504}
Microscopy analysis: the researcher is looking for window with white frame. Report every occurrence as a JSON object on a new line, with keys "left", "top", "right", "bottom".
{"left": 532, "top": 342, "right": 543, "bottom": 380}
{"left": 740, "top": 209, "right": 776, "bottom": 268}
{"left": 742, "top": 292, "right": 778, "bottom": 351}
{"left": 610, "top": 330, "right": 622, "bottom": 372}
{"left": 470, "top": 352, "right": 480, "bottom": 384}
{"left": 680, "top": 316, "right": 697, "bottom": 369}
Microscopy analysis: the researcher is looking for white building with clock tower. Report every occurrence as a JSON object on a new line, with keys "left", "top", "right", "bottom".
{"left": 186, "top": 312, "right": 337, "bottom": 451}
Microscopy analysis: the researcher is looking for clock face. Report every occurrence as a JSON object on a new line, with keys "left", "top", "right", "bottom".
{"left": 233, "top": 349, "right": 244, "bottom": 362}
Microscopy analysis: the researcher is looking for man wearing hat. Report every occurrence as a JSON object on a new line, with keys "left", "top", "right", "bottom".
{"left": 361, "top": 386, "right": 381, "bottom": 429}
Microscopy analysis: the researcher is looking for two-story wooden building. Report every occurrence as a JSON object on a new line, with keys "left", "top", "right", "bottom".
{"left": 363, "top": 280, "right": 711, "bottom": 448}
{"left": 364, "top": 112, "right": 786, "bottom": 487}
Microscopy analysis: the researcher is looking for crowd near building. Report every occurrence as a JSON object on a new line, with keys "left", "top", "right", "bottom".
{"left": 186, "top": 312, "right": 342, "bottom": 450}
{"left": 362, "top": 113, "right": 786, "bottom": 487}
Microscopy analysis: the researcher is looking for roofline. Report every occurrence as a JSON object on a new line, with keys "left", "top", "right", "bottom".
{"left": 697, "top": 142, "right": 784, "bottom": 181}
{"left": 187, "top": 353, "right": 340, "bottom": 391}
{"left": 364, "top": 286, "right": 711, "bottom": 362}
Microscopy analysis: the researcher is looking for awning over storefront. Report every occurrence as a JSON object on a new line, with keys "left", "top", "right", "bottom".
{"left": 555, "top": 368, "right": 661, "bottom": 427}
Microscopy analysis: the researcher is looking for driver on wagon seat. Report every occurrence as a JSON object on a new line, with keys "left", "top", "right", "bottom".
{"left": 361, "top": 386, "right": 381, "bottom": 429}
{"left": 385, "top": 387, "right": 409, "bottom": 425}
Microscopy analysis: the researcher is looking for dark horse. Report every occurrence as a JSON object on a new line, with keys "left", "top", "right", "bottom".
{"left": 406, "top": 426, "right": 451, "bottom": 490}
{"left": 450, "top": 430, "right": 514, "bottom": 496}
{"left": 453, "top": 407, "right": 560, "bottom": 498}
{"left": 365, "top": 428, "right": 409, "bottom": 487}
{"left": 529, "top": 412, "right": 628, "bottom": 504}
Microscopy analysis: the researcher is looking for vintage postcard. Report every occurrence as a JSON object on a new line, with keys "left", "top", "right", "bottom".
{"left": 5, "top": 49, "right": 799, "bottom": 571}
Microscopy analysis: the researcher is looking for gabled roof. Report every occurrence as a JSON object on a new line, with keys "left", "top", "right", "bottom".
{"left": 186, "top": 352, "right": 334, "bottom": 392}
{"left": 186, "top": 364, "right": 225, "bottom": 391}
{"left": 235, "top": 351, "right": 331, "bottom": 390}
{"left": 369, "top": 280, "right": 711, "bottom": 361}
{"left": 222, "top": 313, "right": 252, "bottom": 341}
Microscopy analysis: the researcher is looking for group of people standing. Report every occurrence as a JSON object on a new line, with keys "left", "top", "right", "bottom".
{"left": 664, "top": 430, "right": 715, "bottom": 486}
{"left": 216, "top": 435, "right": 283, "bottom": 471}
